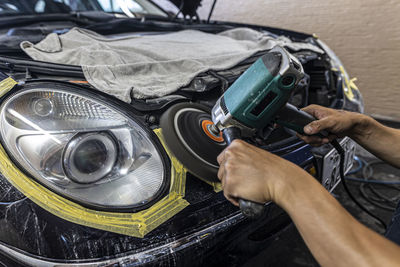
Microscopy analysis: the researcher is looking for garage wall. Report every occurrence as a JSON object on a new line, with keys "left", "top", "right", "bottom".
{"left": 195, "top": 0, "right": 400, "bottom": 120}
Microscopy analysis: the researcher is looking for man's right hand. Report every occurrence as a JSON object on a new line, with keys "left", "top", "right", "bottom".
{"left": 298, "top": 104, "right": 369, "bottom": 146}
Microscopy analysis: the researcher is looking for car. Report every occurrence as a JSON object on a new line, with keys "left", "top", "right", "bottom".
{"left": 0, "top": 0, "right": 363, "bottom": 266}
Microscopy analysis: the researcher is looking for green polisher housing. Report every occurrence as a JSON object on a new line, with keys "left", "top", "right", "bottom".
{"left": 222, "top": 47, "right": 304, "bottom": 129}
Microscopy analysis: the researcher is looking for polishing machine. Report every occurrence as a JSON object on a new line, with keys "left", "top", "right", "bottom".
{"left": 210, "top": 46, "right": 326, "bottom": 218}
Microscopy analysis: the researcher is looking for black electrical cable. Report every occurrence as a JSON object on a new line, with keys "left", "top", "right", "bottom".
{"left": 365, "top": 183, "right": 399, "bottom": 203}
{"left": 346, "top": 177, "right": 400, "bottom": 185}
{"left": 345, "top": 157, "right": 400, "bottom": 184}
{"left": 207, "top": 0, "right": 218, "bottom": 23}
{"left": 359, "top": 160, "right": 400, "bottom": 212}
{"left": 359, "top": 184, "right": 397, "bottom": 211}
{"left": 344, "top": 156, "right": 400, "bottom": 211}
{"left": 209, "top": 70, "right": 229, "bottom": 93}
{"left": 173, "top": 1, "right": 185, "bottom": 20}
{"left": 330, "top": 140, "right": 387, "bottom": 229}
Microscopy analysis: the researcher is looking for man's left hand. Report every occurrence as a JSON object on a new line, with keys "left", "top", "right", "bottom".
{"left": 217, "top": 140, "right": 308, "bottom": 207}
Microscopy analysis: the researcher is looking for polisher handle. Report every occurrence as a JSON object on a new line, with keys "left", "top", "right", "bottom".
{"left": 222, "top": 127, "right": 265, "bottom": 219}
{"left": 275, "top": 103, "right": 329, "bottom": 137}
{"left": 222, "top": 127, "right": 241, "bottom": 144}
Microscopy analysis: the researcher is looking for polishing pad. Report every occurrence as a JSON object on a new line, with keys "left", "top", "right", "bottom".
{"left": 160, "top": 103, "right": 226, "bottom": 182}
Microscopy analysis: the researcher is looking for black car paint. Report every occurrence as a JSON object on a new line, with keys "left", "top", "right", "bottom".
{"left": 0, "top": 144, "right": 312, "bottom": 266}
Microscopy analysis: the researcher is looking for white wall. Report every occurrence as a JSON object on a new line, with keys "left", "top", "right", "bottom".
{"left": 194, "top": 0, "right": 400, "bottom": 119}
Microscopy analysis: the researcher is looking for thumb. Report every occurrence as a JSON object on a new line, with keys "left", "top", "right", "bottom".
{"left": 304, "top": 117, "right": 334, "bottom": 135}
{"left": 301, "top": 105, "right": 327, "bottom": 120}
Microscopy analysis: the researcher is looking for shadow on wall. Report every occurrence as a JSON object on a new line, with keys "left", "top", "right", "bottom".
{"left": 194, "top": 0, "right": 400, "bottom": 120}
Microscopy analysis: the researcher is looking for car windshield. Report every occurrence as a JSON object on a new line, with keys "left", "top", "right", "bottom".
{"left": 0, "top": 0, "right": 168, "bottom": 17}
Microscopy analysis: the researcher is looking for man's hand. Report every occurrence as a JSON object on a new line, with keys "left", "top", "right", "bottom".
{"left": 215, "top": 108, "right": 400, "bottom": 267}
{"left": 298, "top": 104, "right": 368, "bottom": 146}
{"left": 299, "top": 104, "right": 400, "bottom": 168}
{"left": 216, "top": 139, "right": 310, "bottom": 207}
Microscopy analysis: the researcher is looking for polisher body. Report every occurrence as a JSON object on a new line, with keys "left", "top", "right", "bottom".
{"left": 211, "top": 45, "right": 305, "bottom": 136}
{"left": 211, "top": 46, "right": 309, "bottom": 219}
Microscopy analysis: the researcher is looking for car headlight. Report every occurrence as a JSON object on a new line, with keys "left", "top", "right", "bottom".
{"left": 0, "top": 83, "right": 167, "bottom": 210}
{"left": 316, "top": 39, "right": 364, "bottom": 113}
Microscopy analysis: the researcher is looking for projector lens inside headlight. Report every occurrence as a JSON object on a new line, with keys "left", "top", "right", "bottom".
{"left": 0, "top": 84, "right": 167, "bottom": 210}
{"left": 63, "top": 132, "right": 118, "bottom": 184}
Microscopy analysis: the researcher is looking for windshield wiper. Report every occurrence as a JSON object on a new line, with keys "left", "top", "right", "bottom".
{"left": 0, "top": 13, "right": 100, "bottom": 29}
{"left": 0, "top": 56, "right": 84, "bottom": 78}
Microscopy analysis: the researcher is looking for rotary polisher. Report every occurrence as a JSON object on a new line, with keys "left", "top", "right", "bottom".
{"left": 210, "top": 46, "right": 385, "bottom": 225}
{"left": 160, "top": 46, "right": 382, "bottom": 225}
{"left": 160, "top": 46, "right": 325, "bottom": 218}
{"left": 210, "top": 45, "right": 327, "bottom": 218}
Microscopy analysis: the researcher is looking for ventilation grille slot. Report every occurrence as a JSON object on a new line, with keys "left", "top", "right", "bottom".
{"left": 220, "top": 97, "right": 229, "bottom": 115}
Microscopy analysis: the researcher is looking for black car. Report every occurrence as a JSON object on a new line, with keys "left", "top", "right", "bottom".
{"left": 0, "top": 1, "right": 363, "bottom": 266}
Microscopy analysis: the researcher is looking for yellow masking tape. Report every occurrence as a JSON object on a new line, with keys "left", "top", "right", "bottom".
{"left": 0, "top": 127, "right": 189, "bottom": 238}
{"left": 349, "top": 77, "right": 359, "bottom": 91}
{"left": 340, "top": 66, "right": 356, "bottom": 101}
{"left": 0, "top": 77, "right": 17, "bottom": 97}
{"left": 211, "top": 181, "right": 222, "bottom": 192}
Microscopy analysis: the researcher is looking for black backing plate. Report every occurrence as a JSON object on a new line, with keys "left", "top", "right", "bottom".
{"left": 160, "top": 103, "right": 226, "bottom": 182}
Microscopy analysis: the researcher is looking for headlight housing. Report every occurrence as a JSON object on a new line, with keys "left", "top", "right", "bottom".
{"left": 316, "top": 39, "right": 364, "bottom": 113}
{"left": 0, "top": 83, "right": 168, "bottom": 211}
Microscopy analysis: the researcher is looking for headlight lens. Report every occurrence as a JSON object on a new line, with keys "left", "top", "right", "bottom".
{"left": 0, "top": 85, "right": 167, "bottom": 210}
{"left": 63, "top": 132, "right": 118, "bottom": 184}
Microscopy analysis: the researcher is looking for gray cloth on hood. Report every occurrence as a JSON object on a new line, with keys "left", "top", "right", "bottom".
{"left": 21, "top": 27, "right": 323, "bottom": 102}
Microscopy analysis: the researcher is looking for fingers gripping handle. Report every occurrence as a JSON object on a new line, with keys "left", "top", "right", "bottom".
{"left": 275, "top": 103, "right": 329, "bottom": 137}
{"left": 222, "top": 127, "right": 265, "bottom": 219}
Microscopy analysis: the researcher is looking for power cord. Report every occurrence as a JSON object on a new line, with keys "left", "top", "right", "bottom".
{"left": 330, "top": 140, "right": 387, "bottom": 229}
{"left": 345, "top": 157, "right": 400, "bottom": 212}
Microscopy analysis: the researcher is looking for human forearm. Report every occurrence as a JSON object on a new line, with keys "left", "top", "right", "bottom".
{"left": 350, "top": 115, "right": 400, "bottom": 168}
{"left": 217, "top": 140, "right": 400, "bottom": 266}
{"left": 299, "top": 105, "right": 400, "bottom": 168}
{"left": 278, "top": 171, "right": 400, "bottom": 267}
